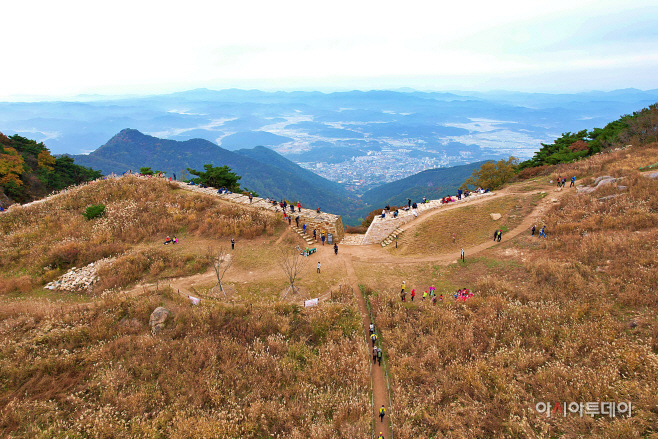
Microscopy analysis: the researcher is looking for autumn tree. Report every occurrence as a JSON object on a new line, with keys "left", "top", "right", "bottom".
{"left": 37, "top": 150, "right": 56, "bottom": 171}
{"left": 461, "top": 157, "right": 518, "bottom": 190}
{"left": 0, "top": 146, "right": 25, "bottom": 186}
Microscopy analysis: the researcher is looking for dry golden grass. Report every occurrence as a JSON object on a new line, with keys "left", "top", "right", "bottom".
{"left": 0, "top": 177, "right": 280, "bottom": 295}
{"left": 360, "top": 148, "right": 658, "bottom": 438}
{"left": 389, "top": 195, "right": 535, "bottom": 257}
{"left": 0, "top": 289, "right": 370, "bottom": 438}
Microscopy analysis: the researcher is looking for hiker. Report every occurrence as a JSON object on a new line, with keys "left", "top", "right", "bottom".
{"left": 381, "top": 209, "right": 386, "bottom": 219}
{"left": 539, "top": 226, "right": 546, "bottom": 238}
{"left": 297, "top": 202, "right": 301, "bottom": 210}
{"left": 302, "top": 223, "right": 306, "bottom": 234}
{"left": 173, "top": 236, "right": 178, "bottom": 244}
{"left": 407, "top": 198, "right": 411, "bottom": 208}
{"left": 369, "top": 323, "right": 375, "bottom": 335}
{"left": 429, "top": 286, "right": 435, "bottom": 297}
{"left": 400, "top": 290, "right": 407, "bottom": 302}
{"left": 317, "top": 261, "right": 321, "bottom": 273}
{"left": 371, "top": 332, "right": 377, "bottom": 347}
{"left": 378, "top": 433, "right": 385, "bottom": 439}
{"left": 393, "top": 210, "right": 398, "bottom": 218}
{"left": 377, "top": 347, "right": 382, "bottom": 365}
{"left": 411, "top": 289, "right": 415, "bottom": 301}
{"left": 531, "top": 225, "right": 536, "bottom": 236}
{"left": 570, "top": 176, "right": 576, "bottom": 187}
{"left": 313, "top": 229, "right": 317, "bottom": 241}
{"left": 288, "top": 216, "right": 291, "bottom": 226}
{"left": 400, "top": 281, "right": 405, "bottom": 296}
{"left": 316, "top": 207, "right": 321, "bottom": 213}
{"left": 231, "top": 237, "right": 235, "bottom": 250}
{"left": 497, "top": 229, "right": 502, "bottom": 242}
{"left": 439, "top": 294, "right": 444, "bottom": 302}
{"left": 321, "top": 233, "right": 326, "bottom": 246}
{"left": 379, "top": 405, "right": 386, "bottom": 423}
{"left": 557, "top": 176, "right": 561, "bottom": 187}
{"left": 334, "top": 243, "right": 338, "bottom": 255}
{"left": 164, "top": 236, "right": 173, "bottom": 245}
{"left": 373, "top": 346, "right": 378, "bottom": 364}
{"left": 249, "top": 193, "right": 253, "bottom": 203}
{"left": 432, "top": 295, "right": 437, "bottom": 305}
{"left": 493, "top": 230, "right": 499, "bottom": 242}
{"left": 457, "top": 189, "right": 462, "bottom": 200}
{"left": 173, "top": 173, "right": 176, "bottom": 180}
{"left": 422, "top": 290, "right": 427, "bottom": 300}
{"left": 295, "top": 216, "right": 300, "bottom": 227}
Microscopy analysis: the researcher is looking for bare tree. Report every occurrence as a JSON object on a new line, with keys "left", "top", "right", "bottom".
{"left": 278, "top": 247, "right": 310, "bottom": 300}
{"left": 208, "top": 246, "right": 233, "bottom": 298}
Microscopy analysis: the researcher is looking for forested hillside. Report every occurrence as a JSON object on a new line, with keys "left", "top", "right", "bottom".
{"left": 0, "top": 133, "right": 101, "bottom": 206}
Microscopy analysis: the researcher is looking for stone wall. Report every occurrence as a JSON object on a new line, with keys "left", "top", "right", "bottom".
{"left": 174, "top": 182, "right": 345, "bottom": 242}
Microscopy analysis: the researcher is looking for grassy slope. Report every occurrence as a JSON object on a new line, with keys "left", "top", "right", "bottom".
{"left": 355, "top": 143, "right": 658, "bottom": 438}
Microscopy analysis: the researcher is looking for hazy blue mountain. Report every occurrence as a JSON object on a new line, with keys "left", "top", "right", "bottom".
{"left": 219, "top": 131, "right": 293, "bottom": 150}
{"left": 71, "top": 129, "right": 356, "bottom": 218}
{"left": 359, "top": 162, "right": 487, "bottom": 209}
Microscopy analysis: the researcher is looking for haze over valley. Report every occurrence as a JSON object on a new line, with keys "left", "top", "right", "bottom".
{"left": 3, "top": 87, "right": 657, "bottom": 194}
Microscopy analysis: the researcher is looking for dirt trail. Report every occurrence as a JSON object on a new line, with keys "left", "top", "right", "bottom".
{"left": 343, "top": 255, "right": 392, "bottom": 439}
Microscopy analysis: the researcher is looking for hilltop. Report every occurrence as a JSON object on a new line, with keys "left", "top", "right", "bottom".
{"left": 1, "top": 117, "right": 658, "bottom": 437}
{"left": 72, "top": 129, "right": 357, "bottom": 218}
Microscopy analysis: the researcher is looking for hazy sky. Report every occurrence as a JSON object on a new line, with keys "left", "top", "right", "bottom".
{"left": 2, "top": 0, "right": 658, "bottom": 99}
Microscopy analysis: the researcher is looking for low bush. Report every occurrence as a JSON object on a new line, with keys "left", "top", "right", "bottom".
{"left": 82, "top": 203, "right": 105, "bottom": 220}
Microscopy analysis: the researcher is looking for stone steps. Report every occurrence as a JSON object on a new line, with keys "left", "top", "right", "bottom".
{"left": 381, "top": 228, "right": 405, "bottom": 247}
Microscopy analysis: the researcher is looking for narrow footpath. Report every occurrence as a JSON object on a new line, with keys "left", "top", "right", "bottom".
{"left": 343, "top": 256, "right": 392, "bottom": 439}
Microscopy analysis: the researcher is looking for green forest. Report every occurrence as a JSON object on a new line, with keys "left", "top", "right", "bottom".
{"left": 0, "top": 133, "right": 101, "bottom": 206}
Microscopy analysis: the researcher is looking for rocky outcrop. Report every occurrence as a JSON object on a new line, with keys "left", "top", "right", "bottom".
{"left": 44, "top": 257, "right": 115, "bottom": 292}
{"left": 149, "top": 307, "right": 170, "bottom": 335}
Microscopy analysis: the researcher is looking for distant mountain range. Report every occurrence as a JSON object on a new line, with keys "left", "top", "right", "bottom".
{"left": 72, "top": 129, "right": 359, "bottom": 219}
{"left": 71, "top": 129, "right": 477, "bottom": 224}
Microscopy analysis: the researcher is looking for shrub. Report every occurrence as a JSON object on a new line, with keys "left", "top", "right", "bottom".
{"left": 83, "top": 204, "right": 105, "bottom": 220}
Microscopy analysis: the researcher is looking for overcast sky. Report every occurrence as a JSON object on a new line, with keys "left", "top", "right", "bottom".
{"left": 2, "top": 0, "right": 658, "bottom": 99}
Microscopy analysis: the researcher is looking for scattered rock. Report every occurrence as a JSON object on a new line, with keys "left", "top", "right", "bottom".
{"left": 490, "top": 213, "right": 502, "bottom": 221}
{"left": 594, "top": 175, "right": 614, "bottom": 185}
{"left": 598, "top": 194, "right": 624, "bottom": 202}
{"left": 44, "top": 257, "right": 115, "bottom": 293}
{"left": 551, "top": 198, "right": 558, "bottom": 203}
{"left": 596, "top": 178, "right": 617, "bottom": 188}
{"left": 150, "top": 307, "right": 170, "bottom": 335}
{"left": 642, "top": 171, "right": 658, "bottom": 179}
{"left": 617, "top": 185, "right": 628, "bottom": 191}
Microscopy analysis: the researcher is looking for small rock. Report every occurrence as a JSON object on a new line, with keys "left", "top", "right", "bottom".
{"left": 617, "top": 186, "right": 628, "bottom": 191}
{"left": 490, "top": 213, "right": 502, "bottom": 221}
{"left": 149, "top": 307, "right": 170, "bottom": 335}
{"left": 551, "top": 198, "right": 558, "bottom": 203}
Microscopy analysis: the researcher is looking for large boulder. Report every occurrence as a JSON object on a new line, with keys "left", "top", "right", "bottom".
{"left": 642, "top": 171, "right": 658, "bottom": 179}
{"left": 490, "top": 213, "right": 502, "bottom": 221}
{"left": 149, "top": 307, "right": 170, "bottom": 335}
{"left": 594, "top": 175, "right": 614, "bottom": 185}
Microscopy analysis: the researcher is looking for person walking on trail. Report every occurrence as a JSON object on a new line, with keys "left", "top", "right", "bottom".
{"left": 334, "top": 243, "right": 338, "bottom": 255}
{"left": 571, "top": 176, "right": 576, "bottom": 187}
{"left": 539, "top": 226, "right": 546, "bottom": 238}
{"left": 369, "top": 323, "right": 375, "bottom": 335}
{"left": 497, "top": 229, "right": 502, "bottom": 242}
{"left": 373, "top": 346, "right": 378, "bottom": 364}
{"left": 302, "top": 223, "right": 306, "bottom": 234}
{"left": 377, "top": 347, "right": 383, "bottom": 365}
{"left": 378, "top": 433, "right": 385, "bottom": 439}
{"left": 297, "top": 202, "right": 301, "bottom": 211}
{"left": 379, "top": 405, "right": 386, "bottom": 423}
{"left": 313, "top": 229, "right": 317, "bottom": 241}
{"left": 249, "top": 193, "right": 253, "bottom": 203}
{"left": 295, "top": 216, "right": 299, "bottom": 228}
{"left": 531, "top": 225, "right": 536, "bottom": 236}
{"left": 317, "top": 261, "right": 321, "bottom": 273}
{"left": 231, "top": 237, "right": 235, "bottom": 250}
{"left": 411, "top": 289, "right": 416, "bottom": 301}
{"left": 288, "top": 216, "right": 291, "bottom": 226}
{"left": 400, "top": 281, "right": 405, "bottom": 295}
{"left": 371, "top": 332, "right": 377, "bottom": 347}
{"left": 493, "top": 229, "right": 499, "bottom": 242}
{"left": 321, "top": 233, "right": 326, "bottom": 246}
{"left": 422, "top": 290, "right": 428, "bottom": 300}
{"left": 407, "top": 198, "right": 411, "bottom": 208}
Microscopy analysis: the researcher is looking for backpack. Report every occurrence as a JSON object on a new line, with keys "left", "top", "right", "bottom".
{"left": 377, "top": 349, "right": 382, "bottom": 358}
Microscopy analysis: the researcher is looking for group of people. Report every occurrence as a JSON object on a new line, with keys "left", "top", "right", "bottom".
{"left": 399, "top": 282, "right": 445, "bottom": 305}
{"left": 453, "top": 288, "right": 474, "bottom": 302}
{"left": 531, "top": 224, "right": 547, "bottom": 238}
{"left": 556, "top": 176, "right": 577, "bottom": 188}
{"left": 163, "top": 235, "right": 178, "bottom": 245}
{"left": 370, "top": 324, "right": 383, "bottom": 366}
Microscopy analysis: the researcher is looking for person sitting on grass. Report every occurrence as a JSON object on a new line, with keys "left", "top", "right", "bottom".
{"left": 173, "top": 236, "right": 178, "bottom": 244}
{"left": 164, "top": 236, "right": 173, "bottom": 245}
